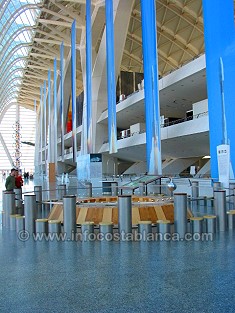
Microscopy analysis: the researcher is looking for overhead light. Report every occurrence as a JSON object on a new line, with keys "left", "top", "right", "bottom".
{"left": 202, "top": 155, "right": 211, "bottom": 159}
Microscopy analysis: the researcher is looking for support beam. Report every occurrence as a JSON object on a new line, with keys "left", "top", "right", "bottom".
{"left": 34, "top": 38, "right": 71, "bottom": 47}
{"left": 38, "top": 19, "right": 82, "bottom": 29}
{"left": 41, "top": 7, "right": 74, "bottom": 23}
{"left": 50, "top": 0, "right": 85, "bottom": 25}
{"left": 27, "top": 64, "right": 54, "bottom": 71}
{"left": 32, "top": 46, "right": 60, "bottom": 58}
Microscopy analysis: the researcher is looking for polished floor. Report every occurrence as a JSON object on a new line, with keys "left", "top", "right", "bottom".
{"left": 0, "top": 179, "right": 235, "bottom": 312}
{"left": 0, "top": 226, "right": 235, "bottom": 312}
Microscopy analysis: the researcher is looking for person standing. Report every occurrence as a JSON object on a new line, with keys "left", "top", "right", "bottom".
{"left": 15, "top": 170, "right": 23, "bottom": 189}
{"left": 5, "top": 168, "right": 16, "bottom": 191}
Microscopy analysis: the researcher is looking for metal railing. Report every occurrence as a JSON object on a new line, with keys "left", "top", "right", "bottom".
{"left": 102, "top": 111, "right": 208, "bottom": 144}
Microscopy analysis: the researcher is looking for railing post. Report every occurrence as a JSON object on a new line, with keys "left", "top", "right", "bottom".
{"left": 34, "top": 186, "right": 42, "bottom": 213}
{"left": 204, "top": 215, "right": 216, "bottom": 234}
{"left": 4, "top": 192, "right": 16, "bottom": 229}
{"left": 118, "top": 195, "right": 132, "bottom": 240}
{"left": 174, "top": 193, "right": 188, "bottom": 239}
{"left": 214, "top": 190, "right": 227, "bottom": 232}
{"left": 111, "top": 182, "right": 118, "bottom": 196}
{"left": 24, "top": 194, "right": 37, "bottom": 235}
{"left": 48, "top": 220, "right": 61, "bottom": 235}
{"left": 57, "top": 184, "right": 66, "bottom": 200}
{"left": 63, "top": 195, "right": 76, "bottom": 239}
{"left": 14, "top": 188, "right": 23, "bottom": 215}
{"left": 191, "top": 181, "right": 199, "bottom": 210}
{"left": 85, "top": 182, "right": 92, "bottom": 197}
{"left": 138, "top": 182, "right": 146, "bottom": 196}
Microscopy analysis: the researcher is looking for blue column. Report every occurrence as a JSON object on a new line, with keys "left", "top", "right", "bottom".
{"left": 60, "top": 42, "right": 64, "bottom": 161}
{"left": 105, "top": 0, "right": 117, "bottom": 154}
{"left": 71, "top": 20, "right": 77, "bottom": 163}
{"left": 34, "top": 99, "right": 38, "bottom": 170}
{"left": 86, "top": 0, "right": 92, "bottom": 153}
{"left": 48, "top": 70, "right": 51, "bottom": 163}
{"left": 43, "top": 80, "right": 47, "bottom": 165}
{"left": 140, "top": 0, "right": 162, "bottom": 175}
{"left": 40, "top": 85, "right": 43, "bottom": 170}
{"left": 54, "top": 58, "right": 57, "bottom": 164}
{"left": 202, "top": 0, "right": 235, "bottom": 179}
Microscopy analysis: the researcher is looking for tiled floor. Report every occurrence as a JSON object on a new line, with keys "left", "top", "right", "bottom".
{"left": 1, "top": 179, "right": 235, "bottom": 312}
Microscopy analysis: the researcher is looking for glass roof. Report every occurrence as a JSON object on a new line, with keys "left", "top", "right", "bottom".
{"left": 0, "top": 0, "right": 42, "bottom": 113}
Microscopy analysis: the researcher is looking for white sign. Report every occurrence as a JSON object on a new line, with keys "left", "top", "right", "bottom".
{"left": 217, "top": 144, "right": 230, "bottom": 191}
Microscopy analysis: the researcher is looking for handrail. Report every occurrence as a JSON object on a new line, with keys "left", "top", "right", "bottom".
{"left": 161, "top": 111, "right": 208, "bottom": 127}
{"left": 102, "top": 111, "right": 208, "bottom": 144}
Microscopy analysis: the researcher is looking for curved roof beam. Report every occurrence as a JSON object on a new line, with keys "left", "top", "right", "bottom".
{"left": 1, "top": 80, "right": 23, "bottom": 99}
{"left": 0, "top": 43, "right": 32, "bottom": 73}
{"left": 0, "top": 92, "right": 19, "bottom": 107}
{"left": 0, "top": 102, "right": 16, "bottom": 124}
{"left": 0, "top": 25, "right": 35, "bottom": 60}
{"left": 2, "top": 77, "right": 24, "bottom": 89}
{"left": 0, "top": 58, "right": 27, "bottom": 85}
{"left": 0, "top": 90, "right": 17, "bottom": 103}
{"left": 1, "top": 68, "right": 25, "bottom": 89}
{"left": 0, "top": 4, "right": 39, "bottom": 43}
{"left": 0, "top": 42, "right": 31, "bottom": 68}
{"left": 0, "top": 0, "right": 13, "bottom": 21}
{"left": 0, "top": 81, "right": 22, "bottom": 98}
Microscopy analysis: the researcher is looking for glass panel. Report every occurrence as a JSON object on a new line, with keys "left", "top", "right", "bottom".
{"left": 0, "top": 0, "right": 43, "bottom": 111}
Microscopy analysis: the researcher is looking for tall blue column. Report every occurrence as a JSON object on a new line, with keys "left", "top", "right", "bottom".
{"left": 86, "top": 0, "right": 92, "bottom": 153}
{"left": 48, "top": 70, "right": 51, "bottom": 163}
{"left": 54, "top": 58, "right": 57, "bottom": 164}
{"left": 140, "top": 0, "right": 162, "bottom": 175}
{"left": 34, "top": 99, "right": 38, "bottom": 170}
{"left": 71, "top": 20, "right": 77, "bottom": 163}
{"left": 60, "top": 42, "right": 64, "bottom": 161}
{"left": 202, "top": 0, "right": 235, "bottom": 180}
{"left": 43, "top": 80, "right": 47, "bottom": 165}
{"left": 105, "top": 0, "right": 117, "bottom": 154}
{"left": 40, "top": 85, "right": 43, "bottom": 170}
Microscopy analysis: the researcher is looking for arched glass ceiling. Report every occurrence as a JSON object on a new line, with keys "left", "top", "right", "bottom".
{"left": 0, "top": 0, "right": 42, "bottom": 113}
